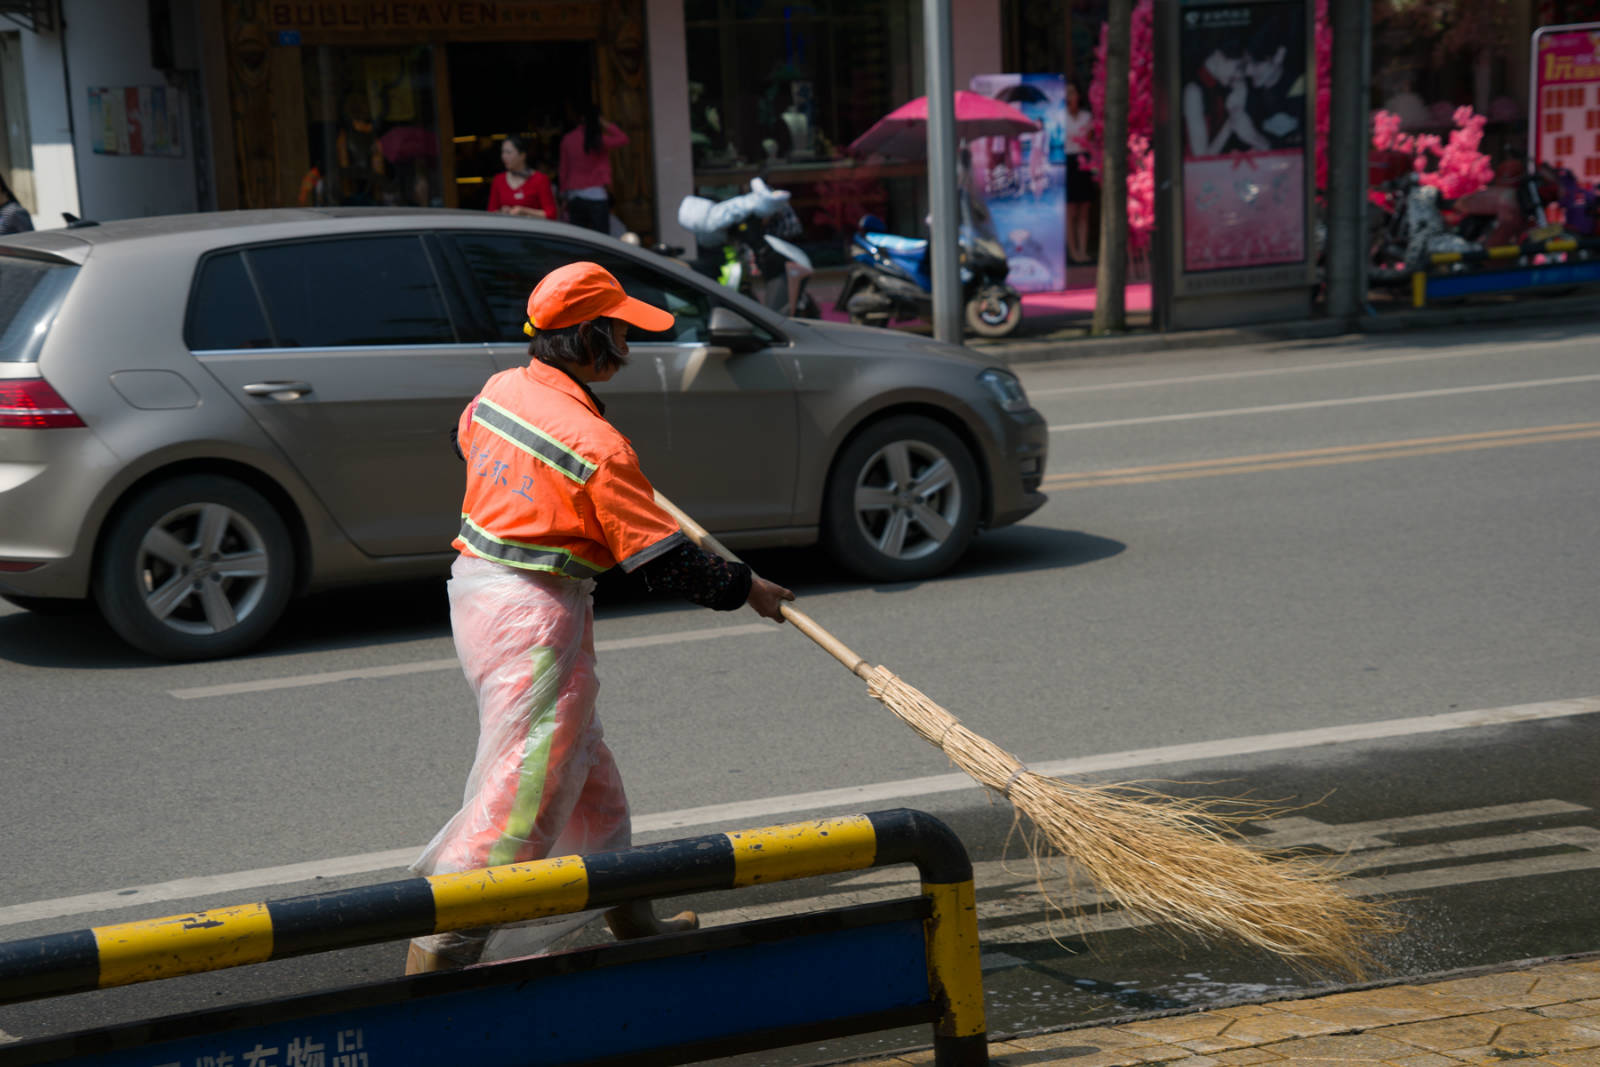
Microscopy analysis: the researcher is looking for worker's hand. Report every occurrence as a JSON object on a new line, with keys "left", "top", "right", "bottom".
{"left": 747, "top": 574, "right": 794, "bottom": 622}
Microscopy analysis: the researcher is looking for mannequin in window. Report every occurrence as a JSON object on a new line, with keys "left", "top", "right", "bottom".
{"left": 782, "top": 81, "right": 815, "bottom": 160}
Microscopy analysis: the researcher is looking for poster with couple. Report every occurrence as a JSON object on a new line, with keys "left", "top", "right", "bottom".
{"left": 1179, "top": 0, "right": 1307, "bottom": 272}
{"left": 968, "top": 74, "right": 1069, "bottom": 292}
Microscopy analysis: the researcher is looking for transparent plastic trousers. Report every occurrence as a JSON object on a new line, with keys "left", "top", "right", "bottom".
{"left": 410, "top": 555, "right": 631, "bottom": 964}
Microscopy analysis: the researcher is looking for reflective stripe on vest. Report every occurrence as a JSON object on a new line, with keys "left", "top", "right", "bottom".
{"left": 473, "top": 396, "right": 598, "bottom": 485}
{"left": 456, "top": 516, "right": 606, "bottom": 578}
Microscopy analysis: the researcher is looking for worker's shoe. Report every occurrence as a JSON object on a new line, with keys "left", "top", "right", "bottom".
{"left": 605, "top": 901, "right": 700, "bottom": 940}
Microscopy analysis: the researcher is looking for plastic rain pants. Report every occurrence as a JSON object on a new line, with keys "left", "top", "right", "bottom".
{"left": 410, "top": 554, "right": 631, "bottom": 963}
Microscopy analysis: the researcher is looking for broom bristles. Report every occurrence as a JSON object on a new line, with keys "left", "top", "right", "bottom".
{"left": 866, "top": 668, "right": 1399, "bottom": 978}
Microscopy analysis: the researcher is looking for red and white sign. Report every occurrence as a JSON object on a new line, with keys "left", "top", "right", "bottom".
{"left": 1532, "top": 23, "right": 1600, "bottom": 179}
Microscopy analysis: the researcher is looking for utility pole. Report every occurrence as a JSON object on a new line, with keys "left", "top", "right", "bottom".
{"left": 1325, "top": 0, "right": 1373, "bottom": 325}
{"left": 925, "top": 0, "right": 963, "bottom": 345}
{"left": 1093, "top": 0, "right": 1132, "bottom": 334}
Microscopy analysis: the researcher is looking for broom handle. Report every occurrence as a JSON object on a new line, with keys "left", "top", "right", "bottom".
{"left": 654, "top": 491, "right": 875, "bottom": 681}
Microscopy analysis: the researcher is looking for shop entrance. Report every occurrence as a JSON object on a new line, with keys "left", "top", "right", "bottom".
{"left": 216, "top": 1, "right": 654, "bottom": 233}
{"left": 447, "top": 41, "right": 596, "bottom": 213}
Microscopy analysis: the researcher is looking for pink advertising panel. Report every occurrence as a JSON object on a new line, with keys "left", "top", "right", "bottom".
{"left": 1531, "top": 23, "right": 1600, "bottom": 181}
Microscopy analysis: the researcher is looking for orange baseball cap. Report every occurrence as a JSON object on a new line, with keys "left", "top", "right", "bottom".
{"left": 526, "top": 261, "right": 674, "bottom": 333}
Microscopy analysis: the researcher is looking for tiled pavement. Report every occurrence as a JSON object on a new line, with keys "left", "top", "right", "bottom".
{"left": 842, "top": 954, "right": 1600, "bottom": 1066}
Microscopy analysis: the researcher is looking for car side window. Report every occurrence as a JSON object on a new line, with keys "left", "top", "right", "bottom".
{"left": 449, "top": 232, "right": 572, "bottom": 341}
{"left": 596, "top": 255, "right": 714, "bottom": 345}
{"left": 246, "top": 236, "right": 456, "bottom": 347}
{"left": 187, "top": 252, "right": 273, "bottom": 350}
{"left": 451, "top": 232, "right": 715, "bottom": 344}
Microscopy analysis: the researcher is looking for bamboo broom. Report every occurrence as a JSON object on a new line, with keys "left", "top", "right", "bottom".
{"left": 656, "top": 491, "right": 1399, "bottom": 977}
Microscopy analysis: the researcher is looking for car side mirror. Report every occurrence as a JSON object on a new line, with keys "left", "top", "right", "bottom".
{"left": 708, "top": 306, "right": 764, "bottom": 352}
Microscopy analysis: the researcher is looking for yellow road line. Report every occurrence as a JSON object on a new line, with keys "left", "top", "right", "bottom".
{"left": 1042, "top": 423, "right": 1600, "bottom": 490}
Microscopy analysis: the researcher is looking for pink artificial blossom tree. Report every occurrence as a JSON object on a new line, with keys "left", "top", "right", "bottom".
{"left": 1314, "top": 0, "right": 1331, "bottom": 193}
{"left": 1370, "top": 105, "right": 1494, "bottom": 200}
{"left": 1086, "top": 0, "right": 1155, "bottom": 254}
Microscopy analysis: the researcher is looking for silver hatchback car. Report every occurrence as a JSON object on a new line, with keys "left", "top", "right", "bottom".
{"left": 0, "top": 209, "right": 1047, "bottom": 659}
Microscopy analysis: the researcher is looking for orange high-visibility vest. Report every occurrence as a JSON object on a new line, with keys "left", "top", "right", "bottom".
{"left": 453, "top": 360, "right": 684, "bottom": 576}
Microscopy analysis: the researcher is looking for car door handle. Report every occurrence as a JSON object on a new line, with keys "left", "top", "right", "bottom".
{"left": 242, "top": 381, "right": 314, "bottom": 400}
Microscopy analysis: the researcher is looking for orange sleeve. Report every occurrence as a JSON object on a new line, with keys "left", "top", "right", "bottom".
{"left": 588, "top": 446, "right": 686, "bottom": 572}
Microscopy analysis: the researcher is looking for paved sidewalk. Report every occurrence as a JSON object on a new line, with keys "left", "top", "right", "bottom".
{"left": 968, "top": 289, "right": 1600, "bottom": 366}
{"left": 843, "top": 954, "right": 1600, "bottom": 1066}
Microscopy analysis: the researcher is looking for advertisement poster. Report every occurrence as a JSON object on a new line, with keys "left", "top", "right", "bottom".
{"left": 1531, "top": 23, "right": 1600, "bottom": 180}
{"left": 968, "top": 73, "right": 1068, "bottom": 292}
{"left": 1178, "top": 1, "right": 1307, "bottom": 272}
{"left": 88, "top": 86, "right": 184, "bottom": 157}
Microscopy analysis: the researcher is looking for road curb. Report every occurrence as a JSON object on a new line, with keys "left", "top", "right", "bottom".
{"left": 976, "top": 288, "right": 1600, "bottom": 366}
{"left": 818, "top": 948, "right": 1600, "bottom": 1066}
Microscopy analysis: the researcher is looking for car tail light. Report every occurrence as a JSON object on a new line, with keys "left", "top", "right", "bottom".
{"left": 0, "top": 379, "right": 85, "bottom": 429}
{"left": 0, "top": 560, "right": 44, "bottom": 572}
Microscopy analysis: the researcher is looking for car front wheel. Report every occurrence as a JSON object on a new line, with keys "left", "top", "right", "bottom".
{"left": 824, "top": 415, "right": 981, "bottom": 581}
{"left": 94, "top": 475, "right": 294, "bottom": 660}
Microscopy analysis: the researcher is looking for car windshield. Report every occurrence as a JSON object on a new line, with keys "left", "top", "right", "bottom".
{"left": 0, "top": 255, "right": 78, "bottom": 363}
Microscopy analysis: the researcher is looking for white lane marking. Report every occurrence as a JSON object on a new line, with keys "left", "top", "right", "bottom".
{"left": 1047, "top": 373, "right": 1600, "bottom": 432}
{"left": 2, "top": 695, "right": 1596, "bottom": 929}
{"left": 696, "top": 823, "right": 1600, "bottom": 940}
{"left": 1249, "top": 801, "right": 1589, "bottom": 850}
{"left": 168, "top": 622, "right": 779, "bottom": 699}
{"left": 1024, "top": 336, "right": 1595, "bottom": 397}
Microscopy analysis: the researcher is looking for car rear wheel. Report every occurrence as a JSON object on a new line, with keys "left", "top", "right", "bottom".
{"left": 94, "top": 475, "right": 294, "bottom": 660}
{"left": 824, "top": 415, "right": 981, "bottom": 581}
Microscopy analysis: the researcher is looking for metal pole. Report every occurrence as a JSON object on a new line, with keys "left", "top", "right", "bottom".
{"left": 1325, "top": 0, "right": 1372, "bottom": 324}
{"left": 924, "top": 0, "right": 963, "bottom": 345}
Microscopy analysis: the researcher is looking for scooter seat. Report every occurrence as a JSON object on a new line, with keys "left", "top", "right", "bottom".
{"left": 861, "top": 232, "right": 929, "bottom": 256}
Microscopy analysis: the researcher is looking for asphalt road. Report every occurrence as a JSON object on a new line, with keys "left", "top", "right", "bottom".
{"left": 1, "top": 321, "right": 1596, "bottom": 1059}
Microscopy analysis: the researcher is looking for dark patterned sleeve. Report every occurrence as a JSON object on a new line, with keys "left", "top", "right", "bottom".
{"left": 634, "top": 542, "right": 753, "bottom": 611}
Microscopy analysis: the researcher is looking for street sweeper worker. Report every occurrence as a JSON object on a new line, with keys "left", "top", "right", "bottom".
{"left": 407, "top": 261, "right": 794, "bottom": 973}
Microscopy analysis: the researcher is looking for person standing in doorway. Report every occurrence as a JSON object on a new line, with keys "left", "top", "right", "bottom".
{"left": 486, "top": 135, "right": 558, "bottom": 219}
{"left": 1063, "top": 82, "right": 1094, "bottom": 264}
{"left": 560, "top": 104, "right": 629, "bottom": 233}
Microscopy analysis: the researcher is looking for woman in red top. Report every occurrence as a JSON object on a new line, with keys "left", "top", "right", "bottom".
{"left": 486, "top": 135, "right": 557, "bottom": 219}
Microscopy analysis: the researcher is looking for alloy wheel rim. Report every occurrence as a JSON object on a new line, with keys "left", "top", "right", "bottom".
{"left": 135, "top": 503, "right": 271, "bottom": 636}
{"left": 980, "top": 294, "right": 1013, "bottom": 325}
{"left": 851, "top": 439, "right": 963, "bottom": 562}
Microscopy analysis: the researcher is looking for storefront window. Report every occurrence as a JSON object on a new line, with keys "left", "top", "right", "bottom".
{"left": 301, "top": 46, "right": 443, "bottom": 208}
{"left": 1370, "top": 0, "right": 1567, "bottom": 164}
{"left": 685, "top": 0, "right": 919, "bottom": 258}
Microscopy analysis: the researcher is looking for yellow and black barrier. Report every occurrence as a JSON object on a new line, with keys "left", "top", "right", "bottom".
{"left": 1410, "top": 232, "right": 1600, "bottom": 308}
{"left": 0, "top": 808, "right": 987, "bottom": 1067}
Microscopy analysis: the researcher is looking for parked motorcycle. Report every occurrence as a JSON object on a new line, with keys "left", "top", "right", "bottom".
{"left": 672, "top": 178, "right": 820, "bottom": 319}
{"left": 835, "top": 187, "right": 1023, "bottom": 338}
{"left": 1370, "top": 162, "right": 1568, "bottom": 278}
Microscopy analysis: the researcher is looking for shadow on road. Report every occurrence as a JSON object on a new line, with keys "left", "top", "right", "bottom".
{"left": 0, "top": 526, "right": 1122, "bottom": 668}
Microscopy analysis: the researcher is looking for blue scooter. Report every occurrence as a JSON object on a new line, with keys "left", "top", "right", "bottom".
{"left": 834, "top": 189, "right": 1023, "bottom": 338}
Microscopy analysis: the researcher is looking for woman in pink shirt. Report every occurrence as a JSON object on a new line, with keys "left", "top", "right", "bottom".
{"left": 486, "top": 135, "right": 557, "bottom": 219}
{"left": 559, "top": 105, "right": 629, "bottom": 233}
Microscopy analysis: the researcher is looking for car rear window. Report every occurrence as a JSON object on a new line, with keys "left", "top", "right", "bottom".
{"left": 247, "top": 235, "right": 456, "bottom": 347}
{"left": 0, "top": 255, "right": 78, "bottom": 363}
{"left": 187, "top": 251, "right": 273, "bottom": 350}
